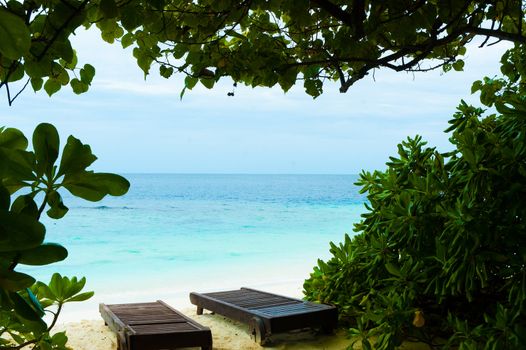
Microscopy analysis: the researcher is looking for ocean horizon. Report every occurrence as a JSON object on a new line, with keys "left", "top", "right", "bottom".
{"left": 21, "top": 174, "right": 367, "bottom": 320}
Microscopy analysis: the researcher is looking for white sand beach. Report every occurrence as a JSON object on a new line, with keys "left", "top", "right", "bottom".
{"left": 55, "top": 310, "right": 354, "bottom": 350}
{"left": 51, "top": 279, "right": 357, "bottom": 349}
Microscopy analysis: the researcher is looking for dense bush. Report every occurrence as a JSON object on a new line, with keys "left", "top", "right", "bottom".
{"left": 304, "top": 46, "right": 526, "bottom": 349}
{"left": 0, "top": 124, "right": 129, "bottom": 349}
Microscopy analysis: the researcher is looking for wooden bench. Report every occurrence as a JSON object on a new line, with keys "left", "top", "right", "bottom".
{"left": 189, "top": 287, "right": 337, "bottom": 346}
{"left": 100, "top": 301, "right": 212, "bottom": 350}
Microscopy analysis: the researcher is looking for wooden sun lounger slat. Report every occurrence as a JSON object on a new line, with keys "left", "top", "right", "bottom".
{"left": 189, "top": 287, "right": 337, "bottom": 346}
{"left": 100, "top": 300, "right": 212, "bottom": 350}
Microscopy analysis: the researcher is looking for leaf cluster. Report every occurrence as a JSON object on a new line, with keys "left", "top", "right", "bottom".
{"left": 1, "top": 1, "right": 526, "bottom": 103}
{"left": 0, "top": 123, "right": 129, "bottom": 348}
{"left": 304, "top": 46, "right": 526, "bottom": 349}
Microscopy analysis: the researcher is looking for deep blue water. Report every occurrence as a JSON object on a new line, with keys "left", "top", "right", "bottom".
{"left": 23, "top": 174, "right": 366, "bottom": 296}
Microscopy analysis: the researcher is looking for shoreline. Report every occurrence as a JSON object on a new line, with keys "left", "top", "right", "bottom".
{"left": 55, "top": 272, "right": 310, "bottom": 322}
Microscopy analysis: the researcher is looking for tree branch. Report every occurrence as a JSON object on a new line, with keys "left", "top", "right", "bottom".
{"left": 310, "top": 0, "right": 354, "bottom": 27}
{"left": 465, "top": 26, "right": 526, "bottom": 44}
{"left": 36, "top": 0, "right": 91, "bottom": 60}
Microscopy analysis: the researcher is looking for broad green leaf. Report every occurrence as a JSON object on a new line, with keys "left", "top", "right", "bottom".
{"left": 10, "top": 194, "right": 38, "bottom": 218}
{"left": 70, "top": 78, "right": 89, "bottom": 94}
{"left": 25, "top": 288, "right": 45, "bottom": 317}
{"left": 159, "top": 65, "right": 173, "bottom": 78}
{"left": 0, "top": 127, "right": 28, "bottom": 150}
{"left": 43, "top": 78, "right": 61, "bottom": 96}
{"left": 52, "top": 332, "right": 68, "bottom": 347}
{"left": 62, "top": 276, "right": 86, "bottom": 299}
{"left": 57, "top": 136, "right": 97, "bottom": 177}
{"left": 0, "top": 9, "right": 31, "bottom": 60}
{"left": 66, "top": 291, "right": 94, "bottom": 302}
{"left": 33, "top": 123, "right": 60, "bottom": 177}
{"left": 80, "top": 64, "right": 96, "bottom": 84}
{"left": 452, "top": 60, "right": 465, "bottom": 71}
{"left": 200, "top": 77, "right": 215, "bottom": 89}
{"left": 60, "top": 49, "right": 78, "bottom": 69}
{"left": 0, "top": 211, "right": 45, "bottom": 252}
{"left": 100, "top": 0, "right": 119, "bottom": 19}
{"left": 31, "top": 77, "right": 44, "bottom": 92}
{"left": 9, "top": 292, "right": 47, "bottom": 331}
{"left": 185, "top": 76, "right": 198, "bottom": 89}
{"left": 385, "top": 262, "right": 402, "bottom": 277}
{"left": 38, "top": 341, "right": 53, "bottom": 350}
{"left": 0, "top": 271, "right": 35, "bottom": 291}
{"left": 121, "top": 32, "right": 135, "bottom": 48}
{"left": 18, "top": 243, "right": 68, "bottom": 266}
{"left": 48, "top": 273, "right": 66, "bottom": 301}
{"left": 53, "top": 39, "right": 74, "bottom": 64}
{"left": 62, "top": 172, "right": 129, "bottom": 201}
{"left": 34, "top": 281, "right": 57, "bottom": 301}
{"left": 172, "top": 44, "right": 187, "bottom": 59}
{"left": 46, "top": 190, "right": 69, "bottom": 219}
{"left": 120, "top": 6, "right": 141, "bottom": 31}
{"left": 7, "top": 62, "right": 25, "bottom": 82}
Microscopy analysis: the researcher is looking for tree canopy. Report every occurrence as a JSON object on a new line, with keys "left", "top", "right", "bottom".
{"left": 0, "top": 0, "right": 525, "bottom": 104}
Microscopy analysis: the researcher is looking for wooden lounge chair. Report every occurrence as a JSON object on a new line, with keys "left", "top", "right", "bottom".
{"left": 100, "top": 300, "right": 212, "bottom": 350}
{"left": 189, "top": 287, "right": 337, "bottom": 346}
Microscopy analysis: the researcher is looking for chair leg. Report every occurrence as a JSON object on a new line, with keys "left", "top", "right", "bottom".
{"left": 197, "top": 306, "right": 204, "bottom": 315}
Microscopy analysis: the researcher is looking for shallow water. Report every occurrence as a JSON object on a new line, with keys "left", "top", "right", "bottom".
{"left": 21, "top": 174, "right": 366, "bottom": 317}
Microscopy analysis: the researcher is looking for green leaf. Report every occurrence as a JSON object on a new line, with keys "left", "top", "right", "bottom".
{"left": 57, "top": 136, "right": 97, "bottom": 177}
{"left": 52, "top": 332, "right": 68, "bottom": 347}
{"left": 100, "top": 0, "right": 119, "bottom": 18}
{"left": 70, "top": 78, "right": 89, "bottom": 94}
{"left": 18, "top": 243, "right": 68, "bottom": 266}
{"left": 0, "top": 211, "right": 45, "bottom": 252}
{"left": 452, "top": 60, "right": 465, "bottom": 71}
{"left": 63, "top": 276, "right": 86, "bottom": 299}
{"left": 0, "top": 271, "right": 35, "bottom": 291}
{"left": 10, "top": 292, "right": 47, "bottom": 331}
{"left": 159, "top": 65, "right": 174, "bottom": 79}
{"left": 62, "top": 171, "right": 130, "bottom": 201}
{"left": 31, "top": 77, "right": 44, "bottom": 92}
{"left": 385, "top": 262, "right": 402, "bottom": 277}
{"left": 185, "top": 76, "right": 198, "bottom": 89}
{"left": 0, "top": 127, "right": 28, "bottom": 150}
{"left": 172, "top": 44, "right": 187, "bottom": 59}
{"left": 0, "top": 148, "right": 35, "bottom": 182}
{"left": 80, "top": 64, "right": 96, "bottom": 84}
{"left": 33, "top": 123, "right": 60, "bottom": 177}
{"left": 121, "top": 32, "right": 135, "bottom": 48}
{"left": 60, "top": 49, "right": 78, "bottom": 69}
{"left": 34, "top": 281, "right": 57, "bottom": 301}
{"left": 46, "top": 191, "right": 69, "bottom": 219}
{"left": 0, "top": 8, "right": 31, "bottom": 60}
{"left": 48, "top": 273, "right": 65, "bottom": 301}
{"left": 26, "top": 288, "right": 45, "bottom": 317}
{"left": 43, "top": 78, "right": 61, "bottom": 96}
{"left": 10, "top": 194, "right": 38, "bottom": 218}
{"left": 121, "top": 6, "right": 141, "bottom": 31}
{"left": 200, "top": 77, "right": 215, "bottom": 89}
{"left": 66, "top": 291, "right": 94, "bottom": 302}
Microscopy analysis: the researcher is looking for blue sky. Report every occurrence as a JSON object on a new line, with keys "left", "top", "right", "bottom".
{"left": 1, "top": 29, "right": 510, "bottom": 174}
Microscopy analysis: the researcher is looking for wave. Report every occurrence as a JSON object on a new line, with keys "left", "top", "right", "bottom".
{"left": 73, "top": 205, "right": 135, "bottom": 210}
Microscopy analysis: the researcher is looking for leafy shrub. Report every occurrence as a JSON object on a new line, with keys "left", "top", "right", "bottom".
{"left": 304, "top": 46, "right": 526, "bottom": 349}
{"left": 0, "top": 123, "right": 129, "bottom": 349}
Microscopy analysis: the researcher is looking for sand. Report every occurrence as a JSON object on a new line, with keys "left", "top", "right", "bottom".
{"left": 54, "top": 308, "right": 354, "bottom": 350}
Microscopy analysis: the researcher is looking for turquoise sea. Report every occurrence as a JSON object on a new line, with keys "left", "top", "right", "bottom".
{"left": 22, "top": 174, "right": 366, "bottom": 318}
